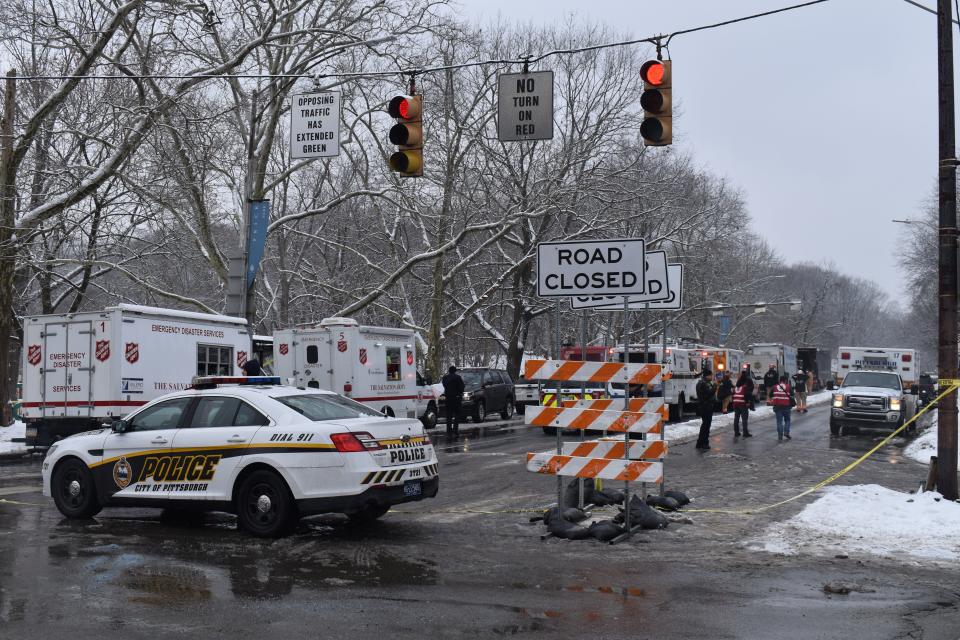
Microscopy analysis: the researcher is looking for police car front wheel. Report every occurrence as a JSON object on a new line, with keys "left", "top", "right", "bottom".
{"left": 236, "top": 469, "right": 297, "bottom": 537}
{"left": 51, "top": 458, "right": 102, "bottom": 519}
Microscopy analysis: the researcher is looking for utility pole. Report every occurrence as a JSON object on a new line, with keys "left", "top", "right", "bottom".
{"left": 937, "top": 0, "right": 958, "bottom": 500}
{"left": 0, "top": 71, "right": 17, "bottom": 426}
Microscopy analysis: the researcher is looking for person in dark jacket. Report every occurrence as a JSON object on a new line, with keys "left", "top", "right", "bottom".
{"left": 717, "top": 371, "right": 734, "bottom": 414}
{"left": 441, "top": 365, "right": 466, "bottom": 435}
{"left": 763, "top": 364, "right": 779, "bottom": 401}
{"left": 242, "top": 358, "right": 263, "bottom": 376}
{"left": 695, "top": 370, "right": 716, "bottom": 450}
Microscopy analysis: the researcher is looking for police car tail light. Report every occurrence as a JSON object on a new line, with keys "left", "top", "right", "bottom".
{"left": 331, "top": 432, "right": 382, "bottom": 452}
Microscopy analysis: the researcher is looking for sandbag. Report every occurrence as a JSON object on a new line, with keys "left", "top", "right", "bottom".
{"left": 563, "top": 478, "right": 596, "bottom": 508}
{"left": 592, "top": 487, "right": 625, "bottom": 506}
{"left": 614, "top": 496, "right": 669, "bottom": 530}
{"left": 588, "top": 520, "right": 624, "bottom": 541}
{"left": 542, "top": 506, "right": 588, "bottom": 525}
{"left": 548, "top": 517, "right": 592, "bottom": 540}
{"left": 664, "top": 490, "right": 691, "bottom": 506}
{"left": 645, "top": 495, "right": 680, "bottom": 512}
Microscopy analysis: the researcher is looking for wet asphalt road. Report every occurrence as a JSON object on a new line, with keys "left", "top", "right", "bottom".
{"left": 1, "top": 406, "right": 959, "bottom": 639}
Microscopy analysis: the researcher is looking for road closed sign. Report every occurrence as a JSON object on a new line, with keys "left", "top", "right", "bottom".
{"left": 569, "top": 250, "right": 670, "bottom": 309}
{"left": 537, "top": 239, "right": 646, "bottom": 298}
{"left": 497, "top": 71, "right": 554, "bottom": 141}
{"left": 290, "top": 91, "right": 341, "bottom": 159}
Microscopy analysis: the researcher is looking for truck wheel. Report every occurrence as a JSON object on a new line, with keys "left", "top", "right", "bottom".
{"left": 500, "top": 398, "right": 514, "bottom": 420}
{"left": 829, "top": 420, "right": 841, "bottom": 437}
{"left": 473, "top": 402, "right": 486, "bottom": 423}
{"left": 348, "top": 504, "right": 390, "bottom": 522}
{"left": 421, "top": 403, "right": 438, "bottom": 430}
{"left": 668, "top": 401, "right": 681, "bottom": 422}
{"left": 516, "top": 403, "right": 526, "bottom": 415}
{"left": 236, "top": 469, "right": 297, "bottom": 538}
{"left": 51, "top": 458, "right": 102, "bottom": 519}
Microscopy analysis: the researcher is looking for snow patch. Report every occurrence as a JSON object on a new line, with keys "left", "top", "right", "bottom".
{"left": 750, "top": 484, "right": 960, "bottom": 564}
{"left": 904, "top": 410, "right": 960, "bottom": 467}
{"left": 0, "top": 421, "right": 27, "bottom": 456}
{"left": 665, "top": 390, "right": 832, "bottom": 444}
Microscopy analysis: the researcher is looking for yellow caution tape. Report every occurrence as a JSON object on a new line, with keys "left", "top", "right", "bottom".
{"left": 685, "top": 383, "right": 960, "bottom": 516}
{"left": 939, "top": 379, "right": 960, "bottom": 387}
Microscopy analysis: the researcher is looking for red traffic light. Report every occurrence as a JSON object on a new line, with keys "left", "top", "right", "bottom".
{"left": 389, "top": 95, "right": 420, "bottom": 120}
{"left": 640, "top": 60, "right": 667, "bottom": 86}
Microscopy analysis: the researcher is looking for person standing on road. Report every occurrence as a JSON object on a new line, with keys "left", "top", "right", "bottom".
{"left": 732, "top": 370, "right": 753, "bottom": 438}
{"left": 792, "top": 369, "right": 809, "bottom": 413}
{"left": 695, "top": 370, "right": 716, "bottom": 450}
{"left": 763, "top": 364, "right": 778, "bottom": 402}
{"left": 442, "top": 365, "right": 465, "bottom": 436}
{"left": 717, "top": 371, "right": 734, "bottom": 414}
{"left": 771, "top": 374, "right": 793, "bottom": 441}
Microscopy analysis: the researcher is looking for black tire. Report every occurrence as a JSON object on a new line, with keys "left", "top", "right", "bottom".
{"left": 473, "top": 401, "right": 486, "bottom": 423}
{"left": 829, "top": 420, "right": 841, "bottom": 436}
{"left": 516, "top": 403, "right": 526, "bottom": 415}
{"left": 51, "top": 457, "right": 102, "bottom": 519}
{"left": 500, "top": 398, "right": 515, "bottom": 420}
{"left": 235, "top": 469, "right": 297, "bottom": 538}
{"left": 348, "top": 503, "right": 390, "bottom": 522}
{"left": 668, "top": 401, "right": 681, "bottom": 422}
{"left": 421, "top": 402, "right": 438, "bottom": 430}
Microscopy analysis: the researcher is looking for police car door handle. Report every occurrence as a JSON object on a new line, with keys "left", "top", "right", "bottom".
{"left": 227, "top": 435, "right": 246, "bottom": 443}
{"left": 150, "top": 436, "right": 168, "bottom": 445}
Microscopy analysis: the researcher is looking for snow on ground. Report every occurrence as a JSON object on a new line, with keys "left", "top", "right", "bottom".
{"left": 904, "top": 410, "right": 960, "bottom": 467}
{"left": 750, "top": 484, "right": 960, "bottom": 565}
{"left": 0, "top": 421, "right": 27, "bottom": 456}
{"left": 665, "top": 390, "right": 832, "bottom": 444}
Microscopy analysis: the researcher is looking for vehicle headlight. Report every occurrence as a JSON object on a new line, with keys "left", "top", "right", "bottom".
{"left": 890, "top": 398, "right": 901, "bottom": 411}
{"left": 832, "top": 394, "right": 843, "bottom": 408}
{"left": 463, "top": 392, "right": 472, "bottom": 400}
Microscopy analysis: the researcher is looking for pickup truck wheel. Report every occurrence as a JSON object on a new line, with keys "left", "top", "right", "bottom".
{"left": 52, "top": 457, "right": 102, "bottom": 519}
{"left": 236, "top": 470, "right": 297, "bottom": 538}
{"left": 516, "top": 403, "right": 526, "bottom": 415}
{"left": 473, "top": 402, "right": 486, "bottom": 423}
{"left": 829, "top": 420, "right": 841, "bottom": 437}
{"left": 421, "top": 403, "right": 438, "bottom": 430}
{"left": 500, "top": 398, "right": 514, "bottom": 420}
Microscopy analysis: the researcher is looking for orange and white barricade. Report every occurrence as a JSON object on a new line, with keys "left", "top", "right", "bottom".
{"left": 561, "top": 438, "right": 667, "bottom": 460}
{"left": 524, "top": 359, "right": 662, "bottom": 386}
{"left": 562, "top": 397, "right": 668, "bottom": 420}
{"left": 526, "top": 454, "right": 663, "bottom": 482}
{"left": 525, "top": 405, "right": 662, "bottom": 434}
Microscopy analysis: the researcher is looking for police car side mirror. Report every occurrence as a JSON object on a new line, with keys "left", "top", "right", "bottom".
{"left": 112, "top": 419, "right": 130, "bottom": 434}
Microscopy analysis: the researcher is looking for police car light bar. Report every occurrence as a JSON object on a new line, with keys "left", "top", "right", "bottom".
{"left": 191, "top": 376, "right": 282, "bottom": 388}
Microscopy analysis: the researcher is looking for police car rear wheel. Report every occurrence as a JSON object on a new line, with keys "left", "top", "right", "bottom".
{"left": 236, "top": 470, "right": 296, "bottom": 537}
{"left": 52, "top": 458, "right": 102, "bottom": 519}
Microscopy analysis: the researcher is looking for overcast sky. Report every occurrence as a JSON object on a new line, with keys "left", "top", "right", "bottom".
{"left": 453, "top": 0, "right": 960, "bottom": 304}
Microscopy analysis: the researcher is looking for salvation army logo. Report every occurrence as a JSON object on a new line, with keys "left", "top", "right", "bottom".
{"left": 112, "top": 457, "right": 133, "bottom": 489}
{"left": 279, "top": 343, "right": 289, "bottom": 356}
{"left": 406, "top": 350, "right": 414, "bottom": 366}
{"left": 359, "top": 348, "right": 368, "bottom": 365}
{"left": 125, "top": 342, "right": 139, "bottom": 364}
{"left": 337, "top": 339, "right": 347, "bottom": 353}
{"left": 237, "top": 351, "right": 248, "bottom": 368}
{"left": 95, "top": 340, "right": 111, "bottom": 362}
{"left": 27, "top": 345, "right": 41, "bottom": 366}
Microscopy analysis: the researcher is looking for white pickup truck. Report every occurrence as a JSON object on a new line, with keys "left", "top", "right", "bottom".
{"left": 830, "top": 370, "right": 917, "bottom": 437}
{"left": 513, "top": 377, "right": 540, "bottom": 415}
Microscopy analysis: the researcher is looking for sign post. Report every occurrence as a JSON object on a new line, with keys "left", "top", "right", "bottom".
{"left": 497, "top": 71, "right": 554, "bottom": 142}
{"left": 289, "top": 91, "right": 341, "bottom": 159}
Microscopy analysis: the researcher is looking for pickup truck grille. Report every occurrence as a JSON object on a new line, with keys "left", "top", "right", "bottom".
{"left": 845, "top": 396, "right": 885, "bottom": 412}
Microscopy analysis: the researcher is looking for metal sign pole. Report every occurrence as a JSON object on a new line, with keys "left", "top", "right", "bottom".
{"left": 555, "top": 300, "right": 564, "bottom": 518}
{"left": 641, "top": 302, "right": 650, "bottom": 501}
{"left": 622, "top": 297, "right": 632, "bottom": 537}
{"left": 579, "top": 308, "right": 588, "bottom": 510}
{"left": 661, "top": 314, "right": 668, "bottom": 497}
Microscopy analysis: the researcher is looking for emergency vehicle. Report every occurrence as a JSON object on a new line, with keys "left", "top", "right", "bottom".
{"left": 745, "top": 343, "right": 798, "bottom": 394}
{"left": 21, "top": 304, "right": 251, "bottom": 447}
{"left": 834, "top": 346, "right": 918, "bottom": 388}
{"left": 41, "top": 377, "right": 439, "bottom": 537}
{"left": 273, "top": 318, "right": 418, "bottom": 420}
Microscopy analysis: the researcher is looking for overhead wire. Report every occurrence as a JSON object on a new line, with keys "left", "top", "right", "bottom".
{"left": 900, "top": 0, "right": 960, "bottom": 24}
{"left": 12, "top": 0, "right": 834, "bottom": 83}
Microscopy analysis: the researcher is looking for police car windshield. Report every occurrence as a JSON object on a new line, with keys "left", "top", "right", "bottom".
{"left": 842, "top": 372, "right": 901, "bottom": 390}
{"left": 276, "top": 394, "right": 383, "bottom": 421}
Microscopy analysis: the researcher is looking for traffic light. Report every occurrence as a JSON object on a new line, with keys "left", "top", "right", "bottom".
{"left": 640, "top": 59, "right": 671, "bottom": 146}
{"left": 387, "top": 94, "right": 422, "bottom": 177}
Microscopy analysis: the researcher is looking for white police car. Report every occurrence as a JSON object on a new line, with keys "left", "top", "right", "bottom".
{"left": 41, "top": 376, "right": 439, "bottom": 537}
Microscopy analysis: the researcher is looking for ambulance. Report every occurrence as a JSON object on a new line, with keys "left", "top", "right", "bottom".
{"left": 21, "top": 304, "right": 251, "bottom": 446}
{"left": 273, "top": 318, "right": 418, "bottom": 420}
{"left": 834, "top": 346, "right": 919, "bottom": 388}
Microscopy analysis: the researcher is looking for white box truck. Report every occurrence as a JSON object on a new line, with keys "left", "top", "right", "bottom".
{"left": 21, "top": 304, "right": 251, "bottom": 446}
{"left": 834, "top": 346, "right": 918, "bottom": 387}
{"left": 273, "top": 318, "right": 418, "bottom": 420}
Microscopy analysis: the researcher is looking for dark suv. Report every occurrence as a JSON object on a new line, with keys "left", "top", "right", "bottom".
{"left": 438, "top": 367, "right": 515, "bottom": 422}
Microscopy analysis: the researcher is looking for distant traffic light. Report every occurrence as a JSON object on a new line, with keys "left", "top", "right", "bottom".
{"left": 640, "top": 60, "right": 672, "bottom": 146}
{"left": 387, "top": 94, "right": 422, "bottom": 177}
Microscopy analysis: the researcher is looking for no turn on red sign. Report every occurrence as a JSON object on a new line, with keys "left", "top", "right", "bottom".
{"left": 536, "top": 239, "right": 646, "bottom": 298}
